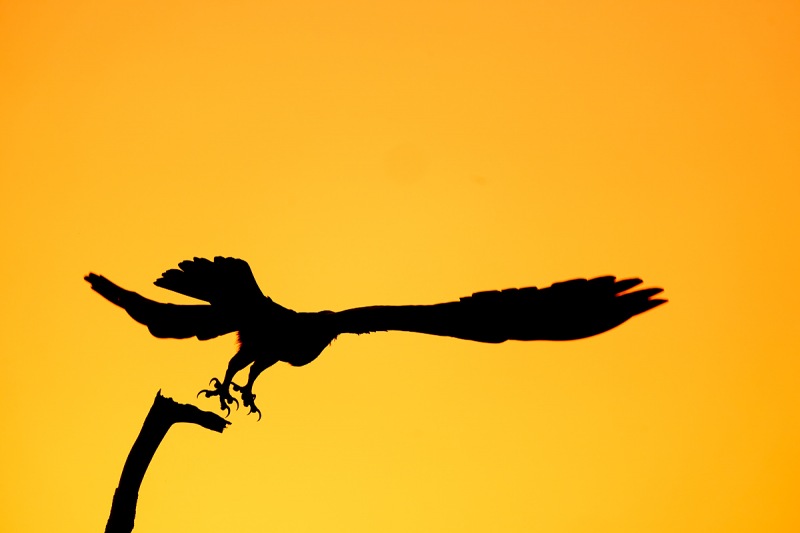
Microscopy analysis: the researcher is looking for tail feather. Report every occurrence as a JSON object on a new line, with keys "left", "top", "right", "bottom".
{"left": 154, "top": 256, "right": 265, "bottom": 305}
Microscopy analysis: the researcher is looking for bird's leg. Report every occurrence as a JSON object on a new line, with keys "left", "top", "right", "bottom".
{"left": 231, "top": 357, "right": 277, "bottom": 421}
{"left": 198, "top": 349, "right": 254, "bottom": 416}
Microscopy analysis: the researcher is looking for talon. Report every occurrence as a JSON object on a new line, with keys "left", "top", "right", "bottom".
{"left": 238, "top": 388, "right": 263, "bottom": 421}
{"left": 223, "top": 380, "right": 265, "bottom": 421}
{"left": 197, "top": 376, "right": 238, "bottom": 416}
{"left": 247, "top": 406, "right": 262, "bottom": 421}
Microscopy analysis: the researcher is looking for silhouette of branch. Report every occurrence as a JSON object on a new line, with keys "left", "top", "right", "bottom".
{"left": 105, "top": 391, "right": 230, "bottom": 533}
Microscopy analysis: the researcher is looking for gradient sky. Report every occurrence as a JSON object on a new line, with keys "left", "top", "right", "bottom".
{"left": 1, "top": 1, "right": 799, "bottom": 531}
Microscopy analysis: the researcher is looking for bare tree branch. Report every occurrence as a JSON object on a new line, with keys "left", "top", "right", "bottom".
{"left": 105, "top": 391, "right": 230, "bottom": 533}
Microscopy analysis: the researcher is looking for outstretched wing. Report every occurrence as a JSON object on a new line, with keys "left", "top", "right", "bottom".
{"left": 85, "top": 273, "right": 238, "bottom": 340}
{"left": 334, "top": 276, "right": 666, "bottom": 343}
{"left": 154, "top": 256, "right": 265, "bottom": 306}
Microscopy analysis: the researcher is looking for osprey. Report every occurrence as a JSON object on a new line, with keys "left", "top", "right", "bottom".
{"left": 85, "top": 256, "right": 666, "bottom": 420}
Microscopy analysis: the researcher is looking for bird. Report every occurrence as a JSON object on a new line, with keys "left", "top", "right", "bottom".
{"left": 85, "top": 256, "right": 666, "bottom": 420}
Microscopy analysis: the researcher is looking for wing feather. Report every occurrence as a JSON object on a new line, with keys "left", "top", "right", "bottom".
{"left": 334, "top": 276, "right": 666, "bottom": 342}
{"left": 85, "top": 273, "right": 238, "bottom": 340}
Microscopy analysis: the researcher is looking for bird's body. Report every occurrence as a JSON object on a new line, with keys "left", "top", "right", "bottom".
{"left": 85, "top": 256, "right": 666, "bottom": 419}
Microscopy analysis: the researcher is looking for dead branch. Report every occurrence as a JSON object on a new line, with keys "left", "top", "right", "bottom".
{"left": 105, "top": 391, "right": 230, "bottom": 533}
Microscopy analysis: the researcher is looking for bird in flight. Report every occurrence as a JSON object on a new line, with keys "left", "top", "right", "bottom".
{"left": 85, "top": 257, "right": 666, "bottom": 420}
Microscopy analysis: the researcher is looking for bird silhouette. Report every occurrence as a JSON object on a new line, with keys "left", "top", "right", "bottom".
{"left": 85, "top": 256, "right": 666, "bottom": 420}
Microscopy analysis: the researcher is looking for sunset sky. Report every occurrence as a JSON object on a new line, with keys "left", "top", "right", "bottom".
{"left": 1, "top": 1, "right": 799, "bottom": 531}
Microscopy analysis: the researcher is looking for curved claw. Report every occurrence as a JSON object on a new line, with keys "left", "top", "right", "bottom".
{"left": 240, "top": 390, "right": 262, "bottom": 421}
{"left": 197, "top": 376, "right": 238, "bottom": 416}
{"left": 227, "top": 381, "right": 264, "bottom": 421}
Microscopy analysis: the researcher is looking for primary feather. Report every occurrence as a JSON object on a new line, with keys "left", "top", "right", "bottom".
{"left": 84, "top": 273, "right": 238, "bottom": 340}
{"left": 334, "top": 276, "right": 664, "bottom": 342}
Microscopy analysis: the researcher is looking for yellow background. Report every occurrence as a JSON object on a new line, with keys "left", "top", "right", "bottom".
{"left": 2, "top": 1, "right": 799, "bottom": 531}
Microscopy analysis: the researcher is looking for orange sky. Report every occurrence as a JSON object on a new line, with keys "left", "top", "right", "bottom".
{"left": 1, "top": 1, "right": 799, "bottom": 531}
